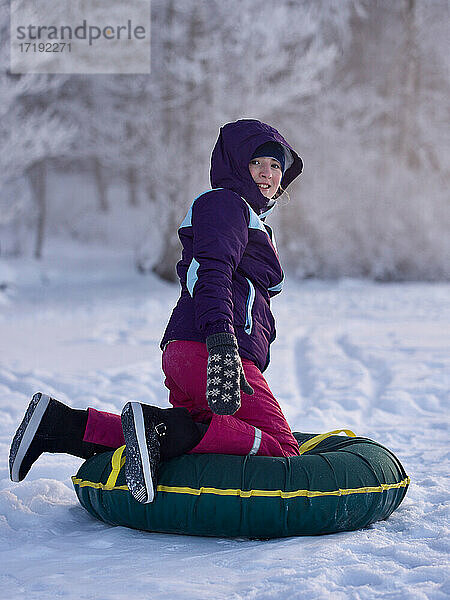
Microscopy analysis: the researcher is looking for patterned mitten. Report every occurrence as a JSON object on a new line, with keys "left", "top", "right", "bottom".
{"left": 206, "top": 333, "right": 254, "bottom": 415}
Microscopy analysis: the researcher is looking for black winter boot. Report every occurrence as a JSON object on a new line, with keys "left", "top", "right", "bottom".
{"left": 9, "top": 393, "right": 113, "bottom": 482}
{"left": 120, "top": 402, "right": 203, "bottom": 504}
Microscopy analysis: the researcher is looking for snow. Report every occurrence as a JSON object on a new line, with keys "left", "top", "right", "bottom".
{"left": 0, "top": 242, "right": 449, "bottom": 599}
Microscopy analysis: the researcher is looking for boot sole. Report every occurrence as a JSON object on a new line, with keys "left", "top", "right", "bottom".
{"left": 121, "top": 402, "right": 155, "bottom": 504}
{"left": 9, "top": 393, "right": 51, "bottom": 482}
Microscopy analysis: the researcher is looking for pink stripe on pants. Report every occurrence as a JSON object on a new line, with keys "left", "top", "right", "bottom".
{"left": 83, "top": 340, "right": 299, "bottom": 458}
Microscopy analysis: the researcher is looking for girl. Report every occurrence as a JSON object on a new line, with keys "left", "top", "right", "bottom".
{"left": 9, "top": 119, "right": 303, "bottom": 504}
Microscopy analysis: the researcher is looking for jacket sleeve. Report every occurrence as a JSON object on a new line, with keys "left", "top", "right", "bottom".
{"left": 190, "top": 190, "right": 249, "bottom": 337}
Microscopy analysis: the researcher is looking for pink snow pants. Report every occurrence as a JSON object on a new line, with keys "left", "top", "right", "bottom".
{"left": 83, "top": 340, "right": 300, "bottom": 458}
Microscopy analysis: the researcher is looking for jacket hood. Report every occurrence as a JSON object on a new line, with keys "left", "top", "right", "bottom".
{"left": 210, "top": 119, "right": 303, "bottom": 215}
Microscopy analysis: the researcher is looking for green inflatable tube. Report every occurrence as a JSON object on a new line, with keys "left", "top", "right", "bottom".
{"left": 72, "top": 430, "right": 410, "bottom": 538}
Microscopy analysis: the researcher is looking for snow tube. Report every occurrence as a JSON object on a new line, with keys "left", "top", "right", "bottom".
{"left": 72, "top": 430, "right": 409, "bottom": 539}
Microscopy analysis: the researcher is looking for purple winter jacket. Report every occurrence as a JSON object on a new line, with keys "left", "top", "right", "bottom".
{"left": 160, "top": 119, "right": 303, "bottom": 372}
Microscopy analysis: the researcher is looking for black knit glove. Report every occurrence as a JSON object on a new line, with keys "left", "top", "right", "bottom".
{"left": 206, "top": 333, "right": 254, "bottom": 415}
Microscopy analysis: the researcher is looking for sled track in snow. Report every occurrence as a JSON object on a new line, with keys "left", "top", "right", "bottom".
{"left": 337, "top": 334, "right": 392, "bottom": 411}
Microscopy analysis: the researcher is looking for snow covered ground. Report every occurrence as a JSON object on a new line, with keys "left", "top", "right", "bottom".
{"left": 0, "top": 243, "right": 449, "bottom": 600}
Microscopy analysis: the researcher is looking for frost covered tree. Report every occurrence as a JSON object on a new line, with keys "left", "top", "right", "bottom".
{"left": 54, "top": 76, "right": 153, "bottom": 212}
{"left": 0, "top": 0, "right": 79, "bottom": 257}
{"left": 0, "top": 62, "right": 77, "bottom": 258}
{"left": 277, "top": 0, "right": 449, "bottom": 281}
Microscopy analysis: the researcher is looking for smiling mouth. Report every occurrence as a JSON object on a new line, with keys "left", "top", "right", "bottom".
{"left": 257, "top": 183, "right": 271, "bottom": 189}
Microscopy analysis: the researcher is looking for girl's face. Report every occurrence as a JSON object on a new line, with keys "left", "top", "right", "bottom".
{"left": 248, "top": 157, "right": 283, "bottom": 199}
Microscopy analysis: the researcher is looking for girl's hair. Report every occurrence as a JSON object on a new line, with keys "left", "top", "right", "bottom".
{"left": 274, "top": 186, "right": 291, "bottom": 205}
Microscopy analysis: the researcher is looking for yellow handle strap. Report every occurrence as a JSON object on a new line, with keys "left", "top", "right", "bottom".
{"left": 105, "top": 445, "right": 126, "bottom": 489}
{"left": 298, "top": 429, "right": 356, "bottom": 455}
